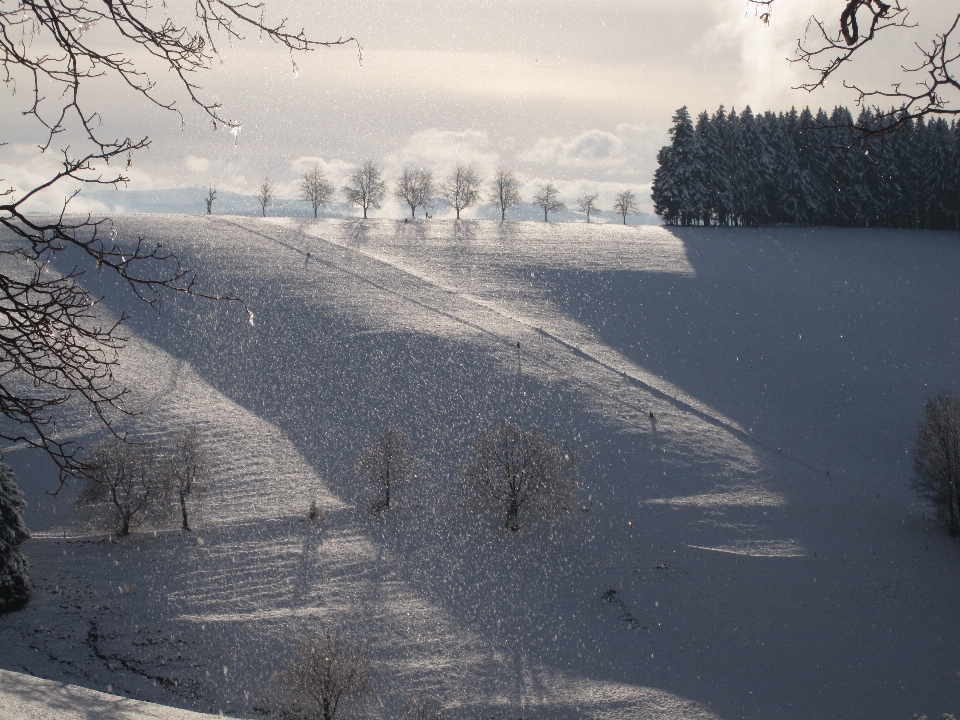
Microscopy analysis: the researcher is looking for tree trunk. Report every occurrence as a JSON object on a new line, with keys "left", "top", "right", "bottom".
{"left": 505, "top": 498, "right": 519, "bottom": 530}
{"left": 180, "top": 491, "right": 191, "bottom": 531}
{"left": 543, "top": 208, "right": 548, "bottom": 222}
{"left": 314, "top": 206, "right": 318, "bottom": 219}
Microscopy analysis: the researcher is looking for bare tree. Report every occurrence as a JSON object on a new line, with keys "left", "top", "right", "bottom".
{"left": 747, "top": 1, "right": 959, "bottom": 138}
{"left": 532, "top": 184, "right": 566, "bottom": 222}
{"left": 394, "top": 168, "right": 435, "bottom": 218}
{"left": 205, "top": 188, "right": 218, "bottom": 215}
{"left": 256, "top": 177, "right": 276, "bottom": 217}
{"left": 343, "top": 161, "right": 387, "bottom": 219}
{"left": 576, "top": 194, "right": 602, "bottom": 223}
{"left": 613, "top": 189, "right": 640, "bottom": 225}
{"left": 300, "top": 166, "right": 335, "bottom": 219}
{"left": 464, "top": 420, "right": 578, "bottom": 531}
{"left": 0, "top": 0, "right": 358, "bottom": 488}
{"left": 358, "top": 426, "right": 417, "bottom": 513}
{"left": 440, "top": 164, "right": 482, "bottom": 220}
{"left": 165, "top": 427, "right": 209, "bottom": 532}
{"left": 488, "top": 169, "right": 523, "bottom": 221}
{"left": 912, "top": 391, "right": 960, "bottom": 536}
{"left": 77, "top": 440, "right": 166, "bottom": 537}
{"left": 274, "top": 628, "right": 372, "bottom": 720}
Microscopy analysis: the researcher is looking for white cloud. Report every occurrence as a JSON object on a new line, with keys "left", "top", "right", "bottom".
{"left": 517, "top": 125, "right": 662, "bottom": 179}
{"left": 184, "top": 155, "right": 211, "bottom": 175}
{"left": 564, "top": 130, "right": 625, "bottom": 163}
{"left": 389, "top": 129, "right": 499, "bottom": 178}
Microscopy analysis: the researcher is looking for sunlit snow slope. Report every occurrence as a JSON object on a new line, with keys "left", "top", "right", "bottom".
{"left": 1, "top": 216, "right": 958, "bottom": 719}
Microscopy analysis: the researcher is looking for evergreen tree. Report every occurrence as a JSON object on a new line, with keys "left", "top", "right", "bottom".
{"left": 732, "top": 107, "right": 773, "bottom": 225}
{"left": 0, "top": 458, "right": 30, "bottom": 614}
{"left": 708, "top": 106, "right": 734, "bottom": 226}
{"left": 723, "top": 107, "right": 744, "bottom": 226}
{"left": 950, "top": 121, "right": 960, "bottom": 230}
{"left": 652, "top": 107, "right": 697, "bottom": 225}
{"left": 765, "top": 110, "right": 809, "bottom": 224}
{"left": 923, "top": 119, "right": 954, "bottom": 229}
{"left": 846, "top": 107, "right": 879, "bottom": 227}
{"left": 691, "top": 111, "right": 714, "bottom": 225}
{"left": 897, "top": 115, "right": 924, "bottom": 229}
{"left": 651, "top": 102, "right": 958, "bottom": 231}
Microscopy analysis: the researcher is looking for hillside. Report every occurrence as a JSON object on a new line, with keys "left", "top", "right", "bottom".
{"left": 1, "top": 217, "right": 958, "bottom": 718}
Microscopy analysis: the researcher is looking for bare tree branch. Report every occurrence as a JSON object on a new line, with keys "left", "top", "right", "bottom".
{"left": 748, "top": 1, "right": 959, "bottom": 137}
{"left": 1, "top": 0, "right": 354, "bottom": 488}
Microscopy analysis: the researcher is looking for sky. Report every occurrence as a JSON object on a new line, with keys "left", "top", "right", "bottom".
{"left": 3, "top": 0, "right": 958, "bottom": 216}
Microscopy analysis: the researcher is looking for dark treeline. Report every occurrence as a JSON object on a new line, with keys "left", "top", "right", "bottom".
{"left": 651, "top": 105, "right": 960, "bottom": 230}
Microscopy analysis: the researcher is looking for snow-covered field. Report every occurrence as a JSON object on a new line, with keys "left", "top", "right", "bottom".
{"left": 1, "top": 217, "right": 959, "bottom": 719}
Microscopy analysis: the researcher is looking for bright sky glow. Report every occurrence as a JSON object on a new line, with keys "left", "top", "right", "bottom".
{"left": 2, "top": 0, "right": 957, "bottom": 214}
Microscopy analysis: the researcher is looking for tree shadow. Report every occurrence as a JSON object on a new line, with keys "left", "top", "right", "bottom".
{"left": 451, "top": 220, "right": 478, "bottom": 244}
{"left": 348, "top": 219, "right": 370, "bottom": 245}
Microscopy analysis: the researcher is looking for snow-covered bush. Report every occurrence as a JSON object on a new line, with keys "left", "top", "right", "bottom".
{"left": 273, "top": 627, "right": 371, "bottom": 720}
{"left": 77, "top": 440, "right": 167, "bottom": 537}
{"left": 357, "top": 426, "right": 418, "bottom": 514}
{"left": 912, "top": 392, "right": 960, "bottom": 535}
{"left": 463, "top": 420, "right": 578, "bottom": 531}
{"left": 0, "top": 458, "right": 30, "bottom": 613}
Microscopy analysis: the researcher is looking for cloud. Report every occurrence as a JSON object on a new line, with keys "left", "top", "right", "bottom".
{"left": 564, "top": 130, "right": 625, "bottom": 163}
{"left": 519, "top": 129, "right": 625, "bottom": 167}
{"left": 704, "top": 0, "right": 848, "bottom": 112}
{"left": 389, "top": 129, "right": 499, "bottom": 177}
{"left": 516, "top": 125, "right": 665, "bottom": 180}
{"left": 184, "top": 155, "right": 211, "bottom": 175}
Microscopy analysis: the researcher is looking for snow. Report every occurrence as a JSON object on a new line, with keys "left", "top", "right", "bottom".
{"left": 0, "top": 668, "right": 219, "bottom": 719}
{"left": 1, "top": 217, "right": 959, "bottom": 718}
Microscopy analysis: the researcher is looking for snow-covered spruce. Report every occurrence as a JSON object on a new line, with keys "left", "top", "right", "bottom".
{"left": 652, "top": 104, "right": 960, "bottom": 229}
{"left": 0, "top": 458, "right": 30, "bottom": 614}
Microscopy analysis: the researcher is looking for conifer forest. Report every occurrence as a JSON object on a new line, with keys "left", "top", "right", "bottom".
{"left": 651, "top": 106, "right": 960, "bottom": 230}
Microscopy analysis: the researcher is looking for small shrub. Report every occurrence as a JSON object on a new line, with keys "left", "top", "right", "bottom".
{"left": 274, "top": 627, "right": 371, "bottom": 720}
{"left": 307, "top": 499, "right": 326, "bottom": 527}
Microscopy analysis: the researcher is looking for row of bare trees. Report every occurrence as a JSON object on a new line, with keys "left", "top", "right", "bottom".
{"left": 224, "top": 163, "right": 641, "bottom": 223}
